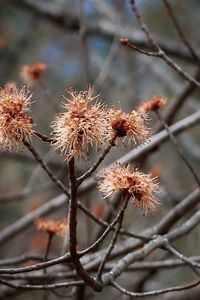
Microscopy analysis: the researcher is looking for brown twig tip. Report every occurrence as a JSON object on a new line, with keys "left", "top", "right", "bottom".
{"left": 98, "top": 163, "right": 160, "bottom": 215}
{"left": 0, "top": 83, "right": 34, "bottom": 151}
{"left": 139, "top": 96, "right": 166, "bottom": 113}
{"left": 35, "top": 217, "right": 68, "bottom": 238}
{"left": 120, "top": 38, "right": 129, "bottom": 45}
{"left": 33, "top": 131, "right": 55, "bottom": 143}
{"left": 21, "top": 62, "right": 47, "bottom": 86}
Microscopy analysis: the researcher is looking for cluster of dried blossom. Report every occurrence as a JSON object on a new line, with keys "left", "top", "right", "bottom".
{"left": 0, "top": 83, "right": 33, "bottom": 151}
{"left": 0, "top": 82, "right": 161, "bottom": 215}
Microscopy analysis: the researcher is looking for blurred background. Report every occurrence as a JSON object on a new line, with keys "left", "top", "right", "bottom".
{"left": 0, "top": 0, "right": 200, "bottom": 299}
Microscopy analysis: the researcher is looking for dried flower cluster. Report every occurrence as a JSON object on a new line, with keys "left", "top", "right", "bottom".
{"left": 51, "top": 88, "right": 111, "bottom": 160}
{"left": 0, "top": 83, "right": 160, "bottom": 215}
{"left": 139, "top": 96, "right": 166, "bottom": 113}
{"left": 98, "top": 164, "right": 159, "bottom": 215}
{"left": 35, "top": 217, "right": 68, "bottom": 237}
{"left": 108, "top": 108, "right": 151, "bottom": 145}
{"left": 51, "top": 88, "right": 151, "bottom": 159}
{"left": 21, "top": 63, "right": 46, "bottom": 86}
{"left": 0, "top": 83, "right": 33, "bottom": 150}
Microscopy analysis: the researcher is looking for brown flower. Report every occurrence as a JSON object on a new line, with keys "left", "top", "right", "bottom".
{"left": 21, "top": 63, "right": 46, "bottom": 86}
{"left": 107, "top": 108, "right": 151, "bottom": 145}
{"left": 98, "top": 164, "right": 159, "bottom": 215}
{"left": 139, "top": 96, "right": 166, "bottom": 113}
{"left": 51, "top": 87, "right": 111, "bottom": 160}
{"left": 0, "top": 83, "right": 33, "bottom": 151}
{"left": 35, "top": 218, "right": 68, "bottom": 237}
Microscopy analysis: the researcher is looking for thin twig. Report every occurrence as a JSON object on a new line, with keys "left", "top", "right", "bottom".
{"left": 33, "top": 131, "right": 55, "bottom": 143}
{"left": 164, "top": 243, "right": 200, "bottom": 276}
{"left": 120, "top": 38, "right": 159, "bottom": 56}
{"left": 128, "top": 0, "right": 200, "bottom": 88}
{"left": 155, "top": 110, "right": 200, "bottom": 187}
{"left": 0, "top": 277, "right": 84, "bottom": 290}
{"left": 23, "top": 140, "right": 70, "bottom": 197}
{"left": 44, "top": 234, "right": 53, "bottom": 262}
{"left": 102, "top": 210, "right": 200, "bottom": 285}
{"left": 0, "top": 254, "right": 44, "bottom": 266}
{"left": 111, "top": 278, "right": 200, "bottom": 297}
{"left": 77, "top": 134, "right": 117, "bottom": 184}
{"left": 156, "top": 70, "right": 200, "bottom": 130}
{"left": 104, "top": 256, "right": 200, "bottom": 271}
{"left": 0, "top": 253, "right": 71, "bottom": 275}
{"left": 97, "top": 194, "right": 130, "bottom": 281}
{"left": 163, "top": 0, "right": 200, "bottom": 65}
{"left": 79, "top": 193, "right": 134, "bottom": 256}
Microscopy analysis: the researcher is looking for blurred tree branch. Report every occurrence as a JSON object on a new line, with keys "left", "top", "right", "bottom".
{"left": 5, "top": 0, "right": 200, "bottom": 64}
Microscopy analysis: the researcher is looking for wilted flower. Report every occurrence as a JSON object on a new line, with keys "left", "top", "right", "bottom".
{"left": 139, "top": 96, "right": 166, "bottom": 113}
{"left": 98, "top": 164, "right": 159, "bottom": 215}
{"left": 51, "top": 88, "right": 111, "bottom": 160}
{"left": 0, "top": 83, "right": 33, "bottom": 151}
{"left": 35, "top": 217, "right": 68, "bottom": 237}
{"left": 107, "top": 108, "right": 151, "bottom": 145}
{"left": 21, "top": 63, "right": 46, "bottom": 86}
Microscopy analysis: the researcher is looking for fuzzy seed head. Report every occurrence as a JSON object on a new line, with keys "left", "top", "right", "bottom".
{"left": 107, "top": 108, "right": 151, "bottom": 145}
{"left": 139, "top": 96, "right": 166, "bottom": 113}
{"left": 35, "top": 218, "right": 68, "bottom": 237}
{"left": 51, "top": 88, "right": 111, "bottom": 160}
{"left": 0, "top": 83, "right": 33, "bottom": 151}
{"left": 98, "top": 164, "right": 159, "bottom": 215}
{"left": 21, "top": 63, "right": 46, "bottom": 86}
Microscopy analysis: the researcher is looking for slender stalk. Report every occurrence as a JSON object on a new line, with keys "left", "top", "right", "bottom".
{"left": 44, "top": 233, "right": 54, "bottom": 262}
{"left": 77, "top": 134, "right": 117, "bottom": 185}
{"left": 42, "top": 232, "right": 54, "bottom": 300}
{"left": 68, "top": 157, "right": 102, "bottom": 291}
{"left": 79, "top": 193, "right": 131, "bottom": 256}
{"left": 33, "top": 131, "right": 55, "bottom": 143}
{"left": 96, "top": 193, "right": 130, "bottom": 281}
{"left": 23, "top": 140, "right": 70, "bottom": 197}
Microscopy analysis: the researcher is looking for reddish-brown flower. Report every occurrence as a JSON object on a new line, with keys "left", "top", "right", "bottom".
{"left": 51, "top": 88, "right": 111, "bottom": 160}
{"left": 35, "top": 217, "right": 68, "bottom": 237}
{"left": 21, "top": 63, "right": 46, "bottom": 86}
{"left": 107, "top": 108, "right": 151, "bottom": 145}
{"left": 98, "top": 164, "right": 159, "bottom": 215}
{"left": 0, "top": 83, "right": 33, "bottom": 150}
{"left": 139, "top": 96, "right": 166, "bottom": 113}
